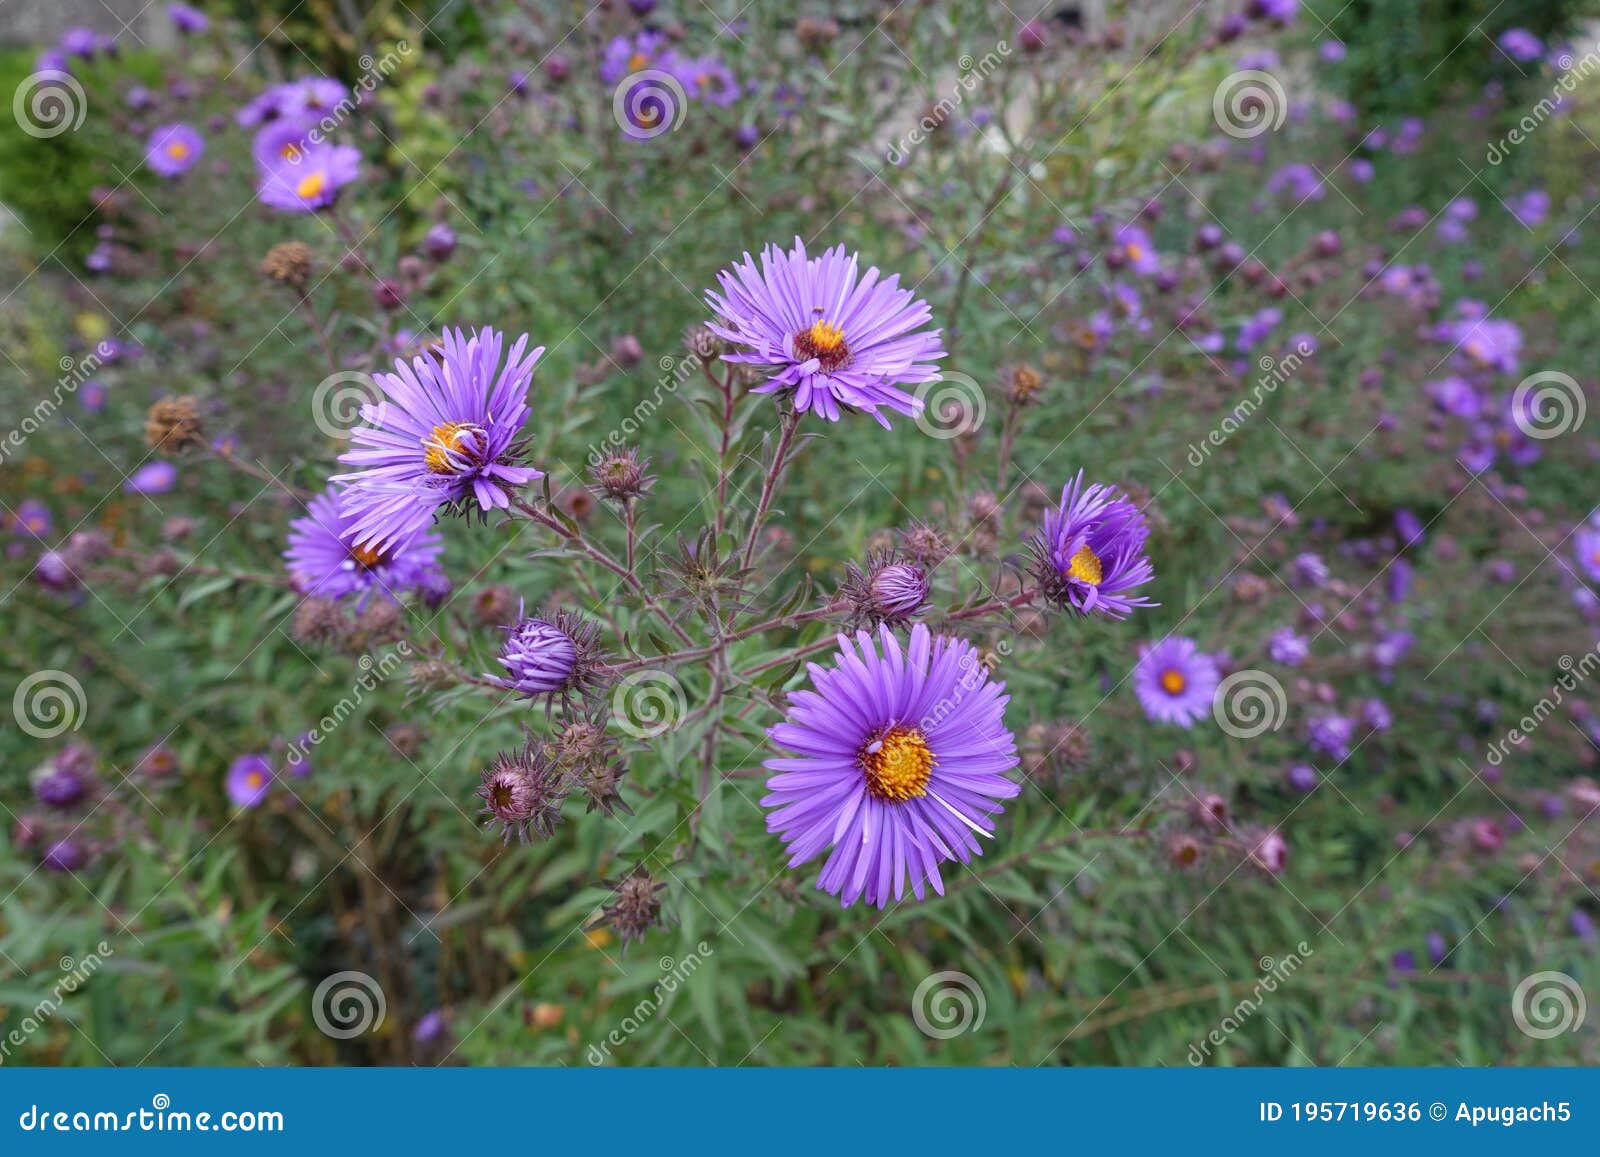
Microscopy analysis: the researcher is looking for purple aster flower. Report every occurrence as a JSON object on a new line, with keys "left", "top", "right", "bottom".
{"left": 145, "top": 123, "right": 203, "bottom": 178}
{"left": 1574, "top": 909, "right": 1597, "bottom": 944}
{"left": 1285, "top": 763, "right": 1317, "bottom": 792}
{"left": 168, "top": 3, "right": 209, "bottom": 33}
{"left": 1387, "top": 558, "right": 1413, "bottom": 603}
{"left": 252, "top": 117, "right": 315, "bottom": 172}
{"left": 842, "top": 553, "right": 931, "bottom": 626}
{"left": 1428, "top": 375, "right": 1483, "bottom": 418}
{"left": 1574, "top": 526, "right": 1600, "bottom": 583}
{"left": 705, "top": 238, "right": 944, "bottom": 427}
{"left": 1029, "top": 471, "right": 1156, "bottom": 619}
{"left": 1237, "top": 307, "right": 1282, "bottom": 352}
{"left": 1361, "top": 697, "right": 1393, "bottom": 731}
{"left": 225, "top": 753, "right": 274, "bottom": 808}
{"left": 423, "top": 222, "right": 457, "bottom": 261}
{"left": 125, "top": 461, "right": 177, "bottom": 495}
{"left": 1510, "top": 188, "right": 1550, "bottom": 229}
{"left": 1373, "top": 630, "right": 1414, "bottom": 668}
{"left": 257, "top": 141, "right": 360, "bottom": 212}
{"left": 1350, "top": 157, "right": 1375, "bottom": 183}
{"left": 1427, "top": 931, "right": 1449, "bottom": 965}
{"left": 235, "top": 88, "right": 283, "bottom": 127}
{"left": 335, "top": 327, "right": 544, "bottom": 551}
{"left": 1268, "top": 627, "right": 1309, "bottom": 666}
{"left": 763, "top": 623, "right": 1020, "bottom": 908}
{"left": 1319, "top": 39, "right": 1346, "bottom": 63}
{"left": 1392, "top": 949, "right": 1417, "bottom": 974}
{"left": 1292, "top": 551, "right": 1329, "bottom": 588}
{"left": 278, "top": 77, "right": 348, "bottom": 120}
{"left": 11, "top": 499, "right": 51, "bottom": 539}
{"left": 1111, "top": 222, "right": 1161, "bottom": 274}
{"left": 600, "top": 32, "right": 678, "bottom": 85}
{"left": 36, "top": 765, "right": 88, "bottom": 808}
{"left": 1499, "top": 28, "right": 1543, "bottom": 62}
{"left": 1395, "top": 507, "right": 1425, "bottom": 548}
{"left": 61, "top": 27, "right": 100, "bottom": 59}
{"left": 1267, "top": 162, "right": 1325, "bottom": 202}
{"left": 1308, "top": 713, "right": 1355, "bottom": 761}
{"left": 42, "top": 840, "right": 87, "bottom": 873}
{"left": 682, "top": 56, "right": 740, "bottom": 106}
{"left": 1132, "top": 637, "right": 1220, "bottom": 728}
{"left": 413, "top": 1010, "right": 449, "bottom": 1043}
{"left": 284, "top": 486, "right": 446, "bottom": 605}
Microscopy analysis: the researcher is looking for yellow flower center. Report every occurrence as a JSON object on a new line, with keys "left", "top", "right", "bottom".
{"left": 422, "top": 421, "right": 485, "bottom": 474}
{"left": 245, "top": 771, "right": 264, "bottom": 790}
{"left": 349, "top": 542, "right": 385, "bottom": 568}
{"left": 860, "top": 725, "right": 935, "bottom": 802}
{"left": 792, "top": 318, "right": 852, "bottom": 372}
{"left": 166, "top": 142, "right": 189, "bottom": 160}
{"left": 1125, "top": 243, "right": 1144, "bottom": 262}
{"left": 295, "top": 171, "right": 327, "bottom": 200}
{"left": 282, "top": 143, "right": 302, "bottom": 161}
{"left": 1065, "top": 543, "right": 1103, "bottom": 585}
{"left": 628, "top": 52, "right": 649, "bottom": 72}
{"left": 1159, "top": 669, "right": 1187, "bottom": 695}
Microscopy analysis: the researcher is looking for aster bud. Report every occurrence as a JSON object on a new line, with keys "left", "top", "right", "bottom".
{"left": 1165, "top": 831, "right": 1206, "bottom": 871}
{"left": 842, "top": 552, "right": 931, "bottom": 627}
{"left": 587, "top": 447, "right": 655, "bottom": 502}
{"left": 795, "top": 16, "right": 840, "bottom": 51}
{"left": 1192, "top": 792, "right": 1229, "bottom": 829}
{"left": 600, "top": 867, "right": 666, "bottom": 945}
{"left": 492, "top": 607, "right": 604, "bottom": 701}
{"left": 684, "top": 322, "right": 723, "bottom": 363}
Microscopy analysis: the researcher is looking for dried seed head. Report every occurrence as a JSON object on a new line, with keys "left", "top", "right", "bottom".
{"left": 260, "top": 241, "right": 314, "bottom": 289}
{"left": 477, "top": 736, "right": 566, "bottom": 842}
{"left": 144, "top": 396, "right": 203, "bottom": 452}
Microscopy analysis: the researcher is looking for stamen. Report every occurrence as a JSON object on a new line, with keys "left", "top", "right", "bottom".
{"left": 1064, "top": 543, "right": 1104, "bottom": 585}
{"left": 859, "top": 725, "right": 935, "bottom": 802}
{"left": 422, "top": 421, "right": 487, "bottom": 475}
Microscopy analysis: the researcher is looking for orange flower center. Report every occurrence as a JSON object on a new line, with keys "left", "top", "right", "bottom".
{"left": 295, "top": 171, "right": 327, "bottom": 200}
{"left": 166, "top": 142, "right": 189, "bottom": 160}
{"left": 349, "top": 542, "right": 385, "bottom": 568}
{"left": 422, "top": 421, "right": 485, "bottom": 475}
{"left": 1159, "top": 669, "right": 1187, "bottom": 695}
{"left": 860, "top": 726, "right": 935, "bottom": 802}
{"left": 627, "top": 52, "right": 649, "bottom": 72}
